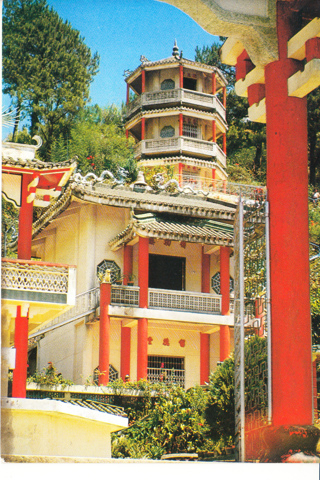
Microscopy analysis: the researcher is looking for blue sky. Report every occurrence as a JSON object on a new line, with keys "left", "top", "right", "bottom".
{"left": 3, "top": 0, "right": 219, "bottom": 134}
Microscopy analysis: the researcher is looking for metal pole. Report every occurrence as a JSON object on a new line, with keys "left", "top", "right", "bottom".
{"left": 265, "top": 199, "right": 272, "bottom": 424}
{"left": 239, "top": 194, "right": 245, "bottom": 461}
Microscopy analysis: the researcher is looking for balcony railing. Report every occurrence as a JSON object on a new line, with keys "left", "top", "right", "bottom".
{"left": 148, "top": 288, "right": 221, "bottom": 314}
{"left": 136, "top": 136, "right": 226, "bottom": 167}
{"left": 111, "top": 285, "right": 140, "bottom": 306}
{"left": 126, "top": 88, "right": 226, "bottom": 121}
{"left": 1, "top": 258, "right": 76, "bottom": 305}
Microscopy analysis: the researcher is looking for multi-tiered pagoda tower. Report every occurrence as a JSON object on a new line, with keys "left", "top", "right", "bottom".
{"left": 125, "top": 41, "right": 228, "bottom": 189}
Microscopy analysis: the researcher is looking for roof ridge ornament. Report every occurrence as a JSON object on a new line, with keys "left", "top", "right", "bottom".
{"left": 73, "top": 167, "right": 129, "bottom": 186}
{"left": 153, "top": 172, "right": 209, "bottom": 196}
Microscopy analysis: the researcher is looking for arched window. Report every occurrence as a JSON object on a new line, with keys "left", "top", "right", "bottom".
{"left": 160, "top": 125, "right": 175, "bottom": 138}
{"left": 161, "top": 79, "right": 175, "bottom": 90}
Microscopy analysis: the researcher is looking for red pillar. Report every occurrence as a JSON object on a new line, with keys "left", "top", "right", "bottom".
{"left": 212, "top": 120, "right": 216, "bottom": 143}
{"left": 178, "top": 162, "right": 183, "bottom": 187}
{"left": 222, "top": 86, "right": 227, "bottom": 108}
{"left": 179, "top": 113, "right": 183, "bottom": 137}
{"left": 141, "top": 70, "right": 145, "bottom": 93}
{"left": 220, "top": 246, "right": 230, "bottom": 362}
{"left": 212, "top": 72, "right": 216, "bottom": 95}
{"left": 200, "top": 333, "right": 210, "bottom": 385}
{"left": 179, "top": 65, "right": 183, "bottom": 88}
{"left": 141, "top": 117, "right": 145, "bottom": 141}
{"left": 99, "top": 281, "right": 111, "bottom": 385}
{"left": 137, "top": 237, "right": 149, "bottom": 380}
{"left": 222, "top": 133, "right": 227, "bottom": 155}
{"left": 123, "top": 245, "right": 133, "bottom": 285}
{"left": 265, "top": 4, "right": 312, "bottom": 426}
{"left": 126, "top": 83, "right": 130, "bottom": 105}
{"left": 201, "top": 247, "right": 210, "bottom": 294}
{"left": 212, "top": 168, "right": 216, "bottom": 190}
{"left": 12, "top": 306, "right": 29, "bottom": 398}
{"left": 121, "top": 326, "right": 131, "bottom": 381}
{"left": 17, "top": 174, "right": 34, "bottom": 260}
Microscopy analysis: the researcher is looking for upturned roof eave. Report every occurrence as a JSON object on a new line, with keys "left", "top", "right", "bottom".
{"left": 125, "top": 56, "right": 228, "bottom": 87}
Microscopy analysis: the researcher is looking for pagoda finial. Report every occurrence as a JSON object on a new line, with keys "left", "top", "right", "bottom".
{"left": 172, "top": 39, "right": 180, "bottom": 59}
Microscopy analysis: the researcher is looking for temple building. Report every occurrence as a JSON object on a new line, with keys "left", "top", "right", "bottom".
{"left": 125, "top": 41, "right": 228, "bottom": 189}
{"left": 2, "top": 44, "right": 237, "bottom": 398}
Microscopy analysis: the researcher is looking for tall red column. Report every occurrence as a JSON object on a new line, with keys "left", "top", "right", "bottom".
{"left": 179, "top": 65, "right": 183, "bottom": 88}
{"left": 99, "top": 281, "right": 111, "bottom": 385}
{"left": 178, "top": 162, "right": 183, "bottom": 187}
{"left": 17, "top": 174, "right": 34, "bottom": 260}
{"left": 200, "top": 333, "right": 210, "bottom": 385}
{"left": 212, "top": 120, "right": 216, "bottom": 143}
{"left": 222, "top": 133, "right": 227, "bottom": 155}
{"left": 220, "top": 246, "right": 230, "bottom": 361}
{"left": 201, "top": 247, "right": 210, "bottom": 294}
{"left": 126, "top": 83, "right": 130, "bottom": 105}
{"left": 123, "top": 245, "right": 133, "bottom": 285}
{"left": 141, "top": 117, "right": 145, "bottom": 141}
{"left": 200, "top": 248, "right": 211, "bottom": 384}
{"left": 141, "top": 70, "right": 145, "bottom": 93}
{"left": 179, "top": 113, "right": 183, "bottom": 137}
{"left": 137, "top": 237, "right": 149, "bottom": 380}
{"left": 265, "top": 4, "right": 312, "bottom": 426}
{"left": 12, "top": 306, "right": 29, "bottom": 398}
{"left": 212, "top": 72, "right": 216, "bottom": 95}
{"left": 222, "top": 86, "right": 227, "bottom": 108}
{"left": 121, "top": 326, "right": 131, "bottom": 381}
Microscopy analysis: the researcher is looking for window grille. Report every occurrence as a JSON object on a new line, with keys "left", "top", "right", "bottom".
{"left": 93, "top": 364, "right": 119, "bottom": 384}
{"left": 161, "top": 79, "right": 175, "bottom": 90}
{"left": 183, "top": 121, "right": 198, "bottom": 138}
{"left": 147, "top": 355, "right": 185, "bottom": 388}
{"left": 160, "top": 125, "right": 175, "bottom": 138}
{"left": 96, "top": 260, "right": 121, "bottom": 284}
{"left": 211, "top": 272, "right": 234, "bottom": 295}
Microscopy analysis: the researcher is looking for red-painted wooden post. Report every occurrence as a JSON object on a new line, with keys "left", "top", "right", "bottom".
{"left": 17, "top": 174, "right": 34, "bottom": 260}
{"left": 179, "top": 65, "right": 184, "bottom": 88}
{"left": 212, "top": 119, "right": 216, "bottom": 143}
{"left": 141, "top": 117, "right": 145, "bottom": 141}
{"left": 121, "top": 326, "right": 131, "bottom": 381}
{"left": 212, "top": 72, "right": 216, "bottom": 95}
{"left": 141, "top": 70, "right": 145, "bottom": 93}
{"left": 12, "top": 306, "right": 29, "bottom": 398}
{"left": 201, "top": 247, "right": 210, "bottom": 294}
{"left": 137, "top": 237, "right": 149, "bottom": 380}
{"left": 99, "top": 280, "right": 111, "bottom": 385}
{"left": 220, "top": 246, "right": 230, "bottom": 361}
{"left": 265, "top": 3, "right": 312, "bottom": 425}
{"left": 200, "top": 333, "right": 210, "bottom": 385}
{"left": 123, "top": 245, "right": 133, "bottom": 285}
{"left": 200, "top": 248, "right": 211, "bottom": 384}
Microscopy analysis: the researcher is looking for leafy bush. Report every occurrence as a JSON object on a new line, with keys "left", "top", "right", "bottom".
{"left": 112, "top": 384, "right": 215, "bottom": 459}
{"left": 27, "top": 362, "right": 74, "bottom": 387}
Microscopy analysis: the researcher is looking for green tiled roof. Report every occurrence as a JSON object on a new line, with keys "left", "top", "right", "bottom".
{"left": 109, "top": 212, "right": 234, "bottom": 250}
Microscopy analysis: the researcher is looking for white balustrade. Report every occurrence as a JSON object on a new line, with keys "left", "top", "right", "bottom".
{"left": 111, "top": 285, "right": 140, "bottom": 306}
{"left": 126, "top": 88, "right": 226, "bottom": 120}
{"left": 1, "top": 259, "right": 72, "bottom": 295}
{"left": 148, "top": 288, "right": 221, "bottom": 314}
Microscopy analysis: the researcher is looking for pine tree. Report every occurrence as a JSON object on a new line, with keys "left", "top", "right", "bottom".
{"left": 3, "top": 0, "right": 100, "bottom": 159}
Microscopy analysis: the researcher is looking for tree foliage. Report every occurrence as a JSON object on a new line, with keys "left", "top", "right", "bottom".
{"left": 50, "top": 104, "right": 137, "bottom": 180}
{"left": 205, "top": 336, "right": 267, "bottom": 443}
{"left": 112, "top": 383, "right": 214, "bottom": 459}
{"left": 3, "top": 0, "right": 100, "bottom": 159}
